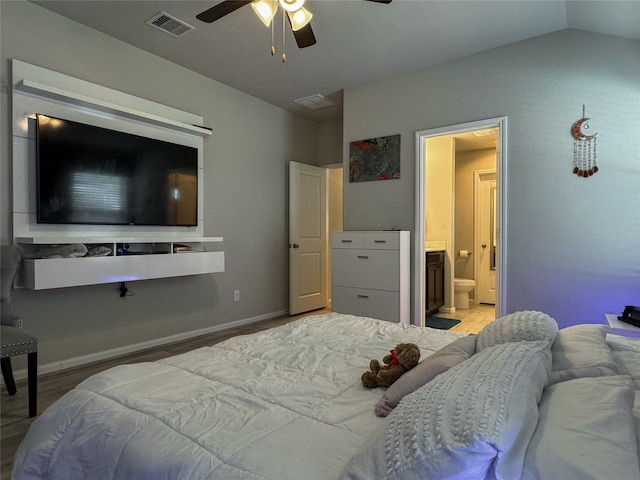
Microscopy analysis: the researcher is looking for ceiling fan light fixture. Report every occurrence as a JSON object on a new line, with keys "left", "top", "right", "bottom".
{"left": 472, "top": 128, "right": 496, "bottom": 137}
{"left": 251, "top": 0, "right": 278, "bottom": 27}
{"left": 288, "top": 7, "right": 312, "bottom": 31}
{"left": 279, "top": 0, "right": 305, "bottom": 13}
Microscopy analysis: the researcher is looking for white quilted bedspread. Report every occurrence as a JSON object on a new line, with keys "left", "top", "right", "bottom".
{"left": 13, "top": 313, "right": 462, "bottom": 480}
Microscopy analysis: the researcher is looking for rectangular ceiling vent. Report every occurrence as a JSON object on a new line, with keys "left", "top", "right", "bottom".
{"left": 294, "top": 94, "right": 336, "bottom": 110}
{"left": 146, "top": 12, "right": 195, "bottom": 38}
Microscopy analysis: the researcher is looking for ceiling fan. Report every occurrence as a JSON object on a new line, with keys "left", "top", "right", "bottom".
{"left": 196, "top": 0, "right": 392, "bottom": 52}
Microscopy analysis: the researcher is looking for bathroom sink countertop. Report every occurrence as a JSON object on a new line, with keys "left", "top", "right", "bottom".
{"left": 425, "top": 241, "right": 446, "bottom": 252}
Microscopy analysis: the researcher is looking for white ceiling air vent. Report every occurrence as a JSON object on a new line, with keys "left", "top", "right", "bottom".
{"left": 294, "top": 94, "right": 336, "bottom": 110}
{"left": 146, "top": 12, "right": 195, "bottom": 38}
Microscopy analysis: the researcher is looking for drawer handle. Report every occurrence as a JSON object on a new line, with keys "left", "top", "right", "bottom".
{"left": 357, "top": 294, "right": 369, "bottom": 298}
{"left": 341, "top": 240, "right": 353, "bottom": 243}
{"left": 357, "top": 255, "right": 369, "bottom": 259}
{"left": 374, "top": 240, "right": 387, "bottom": 243}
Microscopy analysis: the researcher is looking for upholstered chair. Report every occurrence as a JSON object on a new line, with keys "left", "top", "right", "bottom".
{"left": 1, "top": 245, "right": 38, "bottom": 417}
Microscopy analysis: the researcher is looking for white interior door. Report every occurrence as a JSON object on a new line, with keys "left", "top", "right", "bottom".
{"left": 289, "top": 161, "right": 327, "bottom": 315}
{"left": 476, "top": 171, "right": 496, "bottom": 304}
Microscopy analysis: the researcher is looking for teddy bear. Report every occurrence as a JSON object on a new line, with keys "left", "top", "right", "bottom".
{"left": 361, "top": 343, "right": 421, "bottom": 388}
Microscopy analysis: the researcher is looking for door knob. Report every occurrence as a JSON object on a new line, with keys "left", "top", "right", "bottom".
{"left": 482, "top": 244, "right": 487, "bottom": 248}
{"left": 292, "top": 243, "right": 300, "bottom": 249}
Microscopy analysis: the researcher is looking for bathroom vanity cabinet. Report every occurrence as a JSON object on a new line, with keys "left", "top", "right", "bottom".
{"left": 426, "top": 251, "right": 445, "bottom": 316}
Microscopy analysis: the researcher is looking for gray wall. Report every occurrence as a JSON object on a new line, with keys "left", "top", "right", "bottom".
{"left": 1, "top": 1, "right": 328, "bottom": 369}
{"left": 454, "top": 148, "right": 496, "bottom": 283}
{"left": 343, "top": 29, "right": 640, "bottom": 327}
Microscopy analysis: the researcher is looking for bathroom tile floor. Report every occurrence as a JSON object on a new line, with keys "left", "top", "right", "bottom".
{"left": 436, "top": 303, "right": 496, "bottom": 335}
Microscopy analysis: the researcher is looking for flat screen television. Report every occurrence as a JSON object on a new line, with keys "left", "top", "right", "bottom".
{"left": 36, "top": 113, "right": 198, "bottom": 227}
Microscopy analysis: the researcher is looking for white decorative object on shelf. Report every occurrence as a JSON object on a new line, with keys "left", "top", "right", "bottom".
{"left": 331, "top": 231, "right": 410, "bottom": 324}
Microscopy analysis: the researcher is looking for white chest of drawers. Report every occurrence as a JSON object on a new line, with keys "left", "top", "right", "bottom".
{"left": 331, "top": 231, "right": 410, "bottom": 324}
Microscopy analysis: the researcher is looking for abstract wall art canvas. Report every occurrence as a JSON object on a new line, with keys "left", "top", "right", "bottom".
{"left": 349, "top": 134, "right": 401, "bottom": 182}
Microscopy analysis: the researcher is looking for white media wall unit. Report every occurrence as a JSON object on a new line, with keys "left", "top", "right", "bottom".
{"left": 331, "top": 231, "right": 410, "bottom": 324}
{"left": 11, "top": 60, "right": 224, "bottom": 290}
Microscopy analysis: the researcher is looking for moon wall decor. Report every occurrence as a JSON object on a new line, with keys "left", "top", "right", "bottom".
{"left": 571, "top": 107, "right": 598, "bottom": 178}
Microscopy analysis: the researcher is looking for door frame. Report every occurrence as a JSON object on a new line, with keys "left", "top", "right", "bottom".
{"left": 414, "top": 117, "right": 508, "bottom": 326}
{"left": 323, "top": 163, "right": 344, "bottom": 307}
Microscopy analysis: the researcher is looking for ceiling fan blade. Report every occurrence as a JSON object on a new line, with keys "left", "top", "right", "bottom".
{"left": 289, "top": 0, "right": 386, "bottom": 49}
{"left": 291, "top": 22, "right": 317, "bottom": 48}
{"left": 196, "top": 0, "right": 253, "bottom": 23}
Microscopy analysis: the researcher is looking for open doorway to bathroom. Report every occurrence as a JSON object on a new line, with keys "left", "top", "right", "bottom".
{"left": 414, "top": 117, "right": 507, "bottom": 331}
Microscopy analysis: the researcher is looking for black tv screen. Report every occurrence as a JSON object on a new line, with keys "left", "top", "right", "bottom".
{"left": 36, "top": 114, "right": 198, "bottom": 227}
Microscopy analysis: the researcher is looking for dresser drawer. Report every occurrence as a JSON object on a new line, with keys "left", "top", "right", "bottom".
{"left": 332, "top": 249, "right": 400, "bottom": 291}
{"left": 331, "top": 286, "right": 399, "bottom": 323}
{"left": 332, "top": 232, "right": 364, "bottom": 249}
{"left": 363, "top": 232, "right": 401, "bottom": 250}
{"left": 331, "top": 230, "right": 409, "bottom": 324}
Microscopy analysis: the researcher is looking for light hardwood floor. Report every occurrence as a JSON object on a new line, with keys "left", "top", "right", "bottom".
{"left": 1, "top": 305, "right": 493, "bottom": 478}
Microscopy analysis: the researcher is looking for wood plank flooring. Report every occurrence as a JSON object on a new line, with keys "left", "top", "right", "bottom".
{"left": 1, "top": 306, "right": 493, "bottom": 478}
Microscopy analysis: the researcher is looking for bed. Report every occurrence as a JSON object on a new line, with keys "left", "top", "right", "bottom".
{"left": 12, "top": 311, "right": 640, "bottom": 479}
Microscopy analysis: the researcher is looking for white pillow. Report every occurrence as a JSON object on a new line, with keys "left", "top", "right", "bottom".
{"left": 476, "top": 310, "right": 558, "bottom": 352}
{"left": 340, "top": 340, "right": 552, "bottom": 480}
{"left": 548, "top": 324, "right": 618, "bottom": 385}
{"left": 521, "top": 375, "right": 640, "bottom": 480}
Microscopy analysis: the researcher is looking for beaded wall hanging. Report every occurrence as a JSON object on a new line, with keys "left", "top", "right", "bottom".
{"left": 571, "top": 106, "right": 598, "bottom": 178}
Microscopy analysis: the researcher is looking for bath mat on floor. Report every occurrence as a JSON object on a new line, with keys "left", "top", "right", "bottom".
{"left": 426, "top": 316, "right": 461, "bottom": 330}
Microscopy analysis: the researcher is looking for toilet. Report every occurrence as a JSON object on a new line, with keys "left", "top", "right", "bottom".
{"left": 454, "top": 278, "right": 476, "bottom": 309}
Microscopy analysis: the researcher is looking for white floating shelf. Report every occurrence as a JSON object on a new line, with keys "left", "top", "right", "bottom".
{"left": 19, "top": 251, "right": 225, "bottom": 290}
{"left": 16, "top": 236, "right": 223, "bottom": 245}
{"left": 15, "top": 79, "right": 212, "bottom": 136}
{"left": 16, "top": 236, "right": 225, "bottom": 289}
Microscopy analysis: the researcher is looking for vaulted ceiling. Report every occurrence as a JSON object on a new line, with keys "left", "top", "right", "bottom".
{"left": 31, "top": 1, "right": 640, "bottom": 122}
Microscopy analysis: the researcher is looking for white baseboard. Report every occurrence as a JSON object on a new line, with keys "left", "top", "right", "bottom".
{"left": 12, "top": 310, "right": 287, "bottom": 380}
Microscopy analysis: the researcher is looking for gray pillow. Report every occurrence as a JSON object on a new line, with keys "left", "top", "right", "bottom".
{"left": 522, "top": 375, "right": 639, "bottom": 480}
{"left": 548, "top": 324, "right": 618, "bottom": 385}
{"left": 341, "top": 340, "right": 552, "bottom": 480}
{"left": 476, "top": 310, "right": 558, "bottom": 352}
{"left": 374, "top": 334, "right": 477, "bottom": 417}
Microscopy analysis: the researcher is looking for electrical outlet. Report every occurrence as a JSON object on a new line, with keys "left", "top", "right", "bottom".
{"left": 233, "top": 290, "right": 240, "bottom": 302}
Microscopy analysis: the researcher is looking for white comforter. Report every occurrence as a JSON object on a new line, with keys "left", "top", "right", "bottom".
{"left": 13, "top": 313, "right": 462, "bottom": 479}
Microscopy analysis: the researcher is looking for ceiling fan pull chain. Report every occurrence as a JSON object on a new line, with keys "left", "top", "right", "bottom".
{"left": 281, "top": 9, "right": 287, "bottom": 62}
{"left": 271, "top": 12, "right": 275, "bottom": 56}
